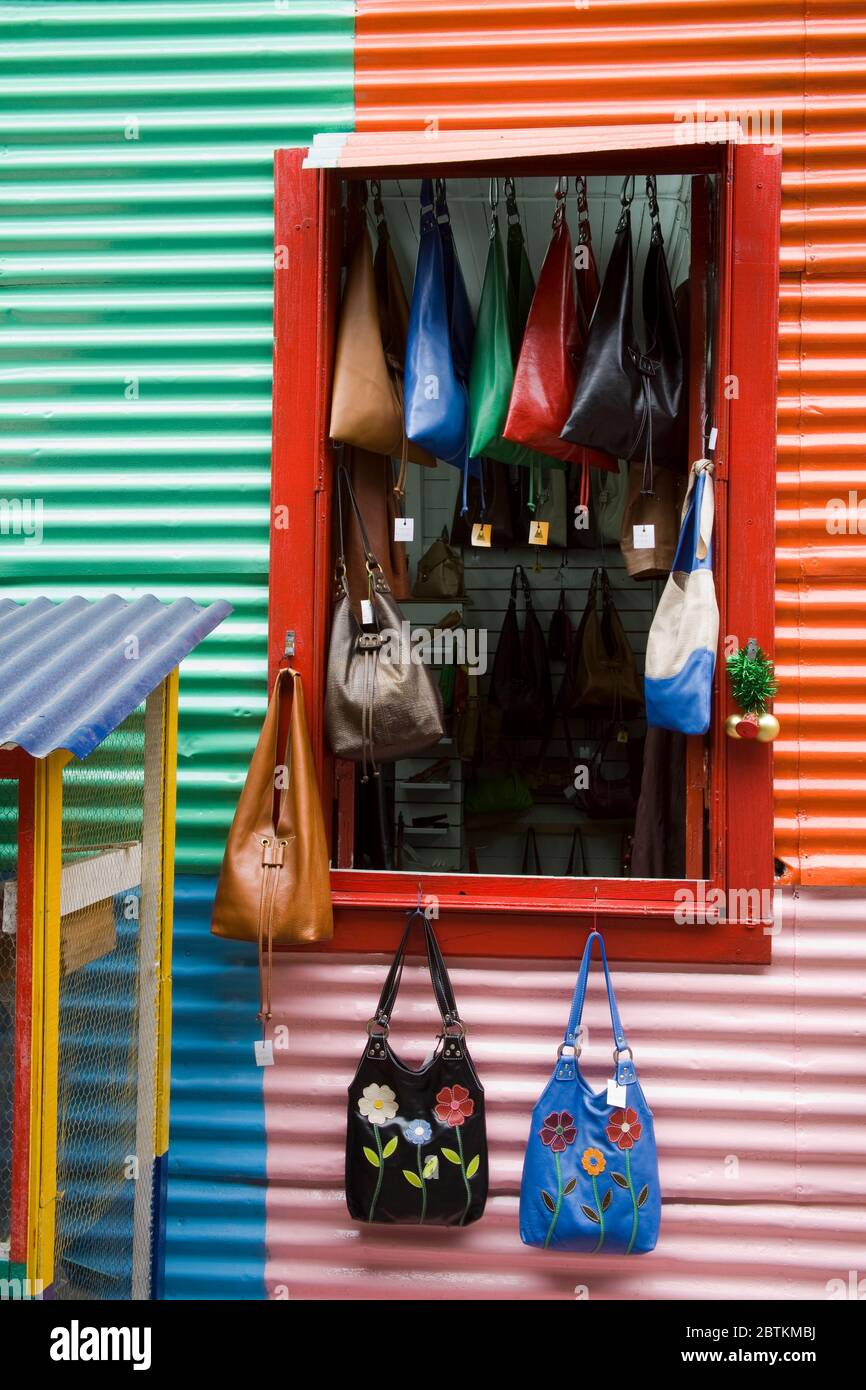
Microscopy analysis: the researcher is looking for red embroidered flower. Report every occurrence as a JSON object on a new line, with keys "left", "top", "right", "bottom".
{"left": 605, "top": 1107, "right": 642, "bottom": 1150}
{"left": 434, "top": 1084, "right": 475, "bottom": 1127}
{"left": 539, "top": 1111, "right": 577, "bottom": 1152}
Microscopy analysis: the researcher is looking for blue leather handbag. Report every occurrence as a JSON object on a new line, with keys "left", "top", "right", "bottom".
{"left": 519, "top": 930, "right": 661, "bottom": 1254}
{"left": 405, "top": 180, "right": 480, "bottom": 506}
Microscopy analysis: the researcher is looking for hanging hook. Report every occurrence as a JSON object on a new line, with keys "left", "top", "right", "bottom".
{"left": 488, "top": 176, "right": 499, "bottom": 212}
{"left": 552, "top": 175, "right": 569, "bottom": 228}
{"left": 620, "top": 173, "right": 635, "bottom": 207}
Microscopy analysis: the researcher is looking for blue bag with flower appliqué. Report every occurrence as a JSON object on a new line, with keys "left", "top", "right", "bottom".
{"left": 519, "top": 930, "right": 660, "bottom": 1254}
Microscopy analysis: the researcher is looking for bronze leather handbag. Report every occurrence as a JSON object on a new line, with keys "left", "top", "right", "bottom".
{"left": 326, "top": 465, "right": 445, "bottom": 775}
{"left": 211, "top": 668, "right": 333, "bottom": 1023}
{"left": 619, "top": 460, "right": 685, "bottom": 581}
{"left": 557, "top": 567, "right": 643, "bottom": 717}
{"left": 344, "top": 446, "right": 410, "bottom": 609}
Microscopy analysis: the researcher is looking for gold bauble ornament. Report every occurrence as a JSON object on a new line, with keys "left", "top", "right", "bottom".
{"left": 756, "top": 712, "right": 780, "bottom": 742}
{"left": 725, "top": 714, "right": 742, "bottom": 740}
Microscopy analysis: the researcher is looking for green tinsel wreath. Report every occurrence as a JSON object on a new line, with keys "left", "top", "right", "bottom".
{"left": 726, "top": 641, "right": 777, "bottom": 716}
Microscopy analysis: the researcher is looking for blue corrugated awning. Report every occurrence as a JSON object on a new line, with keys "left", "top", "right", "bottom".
{"left": 0, "top": 594, "right": 232, "bottom": 760}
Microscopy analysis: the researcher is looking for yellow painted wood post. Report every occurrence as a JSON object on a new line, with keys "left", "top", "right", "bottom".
{"left": 155, "top": 669, "right": 179, "bottom": 1159}
{"left": 28, "top": 749, "right": 68, "bottom": 1289}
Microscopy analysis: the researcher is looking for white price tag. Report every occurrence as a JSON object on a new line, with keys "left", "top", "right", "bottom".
{"left": 633, "top": 523, "right": 655, "bottom": 550}
{"left": 607, "top": 1078, "right": 627, "bottom": 1107}
{"left": 394, "top": 516, "right": 414, "bottom": 542}
{"left": 255, "top": 1040, "right": 274, "bottom": 1067}
{"left": 360, "top": 599, "right": 374, "bottom": 626}
{"left": 708, "top": 426, "right": 718, "bottom": 451}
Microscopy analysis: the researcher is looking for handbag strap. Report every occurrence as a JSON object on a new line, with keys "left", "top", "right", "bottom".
{"left": 565, "top": 827, "right": 585, "bottom": 876}
{"left": 510, "top": 563, "right": 533, "bottom": 609}
{"left": 334, "top": 461, "right": 386, "bottom": 588}
{"left": 563, "top": 929, "right": 630, "bottom": 1058}
{"left": 646, "top": 173, "right": 664, "bottom": 247}
{"left": 371, "top": 908, "right": 462, "bottom": 1035}
{"left": 521, "top": 827, "right": 542, "bottom": 875}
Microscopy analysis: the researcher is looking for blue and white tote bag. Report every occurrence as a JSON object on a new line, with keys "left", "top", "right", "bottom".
{"left": 644, "top": 457, "right": 718, "bottom": 735}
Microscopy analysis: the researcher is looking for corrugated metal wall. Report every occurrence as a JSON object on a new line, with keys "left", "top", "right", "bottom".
{"left": 0, "top": 0, "right": 354, "bottom": 872}
{"left": 353, "top": 0, "right": 865, "bottom": 884}
{"left": 262, "top": 887, "right": 866, "bottom": 1300}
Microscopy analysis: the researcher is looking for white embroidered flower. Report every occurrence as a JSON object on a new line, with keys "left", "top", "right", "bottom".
{"left": 358, "top": 1083, "right": 398, "bottom": 1126}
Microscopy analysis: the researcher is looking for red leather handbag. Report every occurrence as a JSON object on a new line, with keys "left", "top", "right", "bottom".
{"left": 504, "top": 180, "right": 615, "bottom": 473}
{"left": 503, "top": 181, "right": 583, "bottom": 465}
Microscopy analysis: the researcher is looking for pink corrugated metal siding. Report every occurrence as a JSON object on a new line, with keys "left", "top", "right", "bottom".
{"left": 264, "top": 889, "right": 866, "bottom": 1299}
{"left": 354, "top": 0, "right": 866, "bottom": 883}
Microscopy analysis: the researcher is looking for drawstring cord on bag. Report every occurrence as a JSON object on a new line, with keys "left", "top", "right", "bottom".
{"left": 257, "top": 835, "right": 286, "bottom": 1036}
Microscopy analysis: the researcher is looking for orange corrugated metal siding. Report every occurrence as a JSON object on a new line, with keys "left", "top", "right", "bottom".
{"left": 354, "top": 0, "right": 865, "bottom": 883}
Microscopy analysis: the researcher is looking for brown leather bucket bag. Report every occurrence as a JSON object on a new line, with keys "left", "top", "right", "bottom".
{"left": 212, "top": 668, "right": 333, "bottom": 1022}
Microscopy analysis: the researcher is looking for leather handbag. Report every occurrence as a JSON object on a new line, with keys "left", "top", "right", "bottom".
{"left": 329, "top": 192, "right": 433, "bottom": 473}
{"left": 570, "top": 722, "right": 644, "bottom": 821}
{"left": 469, "top": 186, "right": 564, "bottom": 477}
{"left": 645, "top": 458, "right": 718, "bottom": 735}
{"left": 450, "top": 456, "right": 516, "bottom": 549}
{"left": 619, "top": 460, "right": 685, "bottom": 580}
{"left": 405, "top": 180, "right": 481, "bottom": 501}
{"left": 548, "top": 586, "right": 573, "bottom": 661}
{"left": 519, "top": 929, "right": 660, "bottom": 1254}
{"left": 465, "top": 765, "right": 533, "bottom": 816}
{"left": 505, "top": 175, "right": 535, "bottom": 358}
{"left": 593, "top": 457, "right": 629, "bottom": 545}
{"left": 344, "top": 447, "right": 410, "bottom": 609}
{"left": 488, "top": 564, "right": 553, "bottom": 738}
{"left": 412, "top": 528, "right": 465, "bottom": 600}
{"left": 557, "top": 568, "right": 643, "bottom": 718}
{"left": 561, "top": 174, "right": 685, "bottom": 491}
{"left": 565, "top": 175, "right": 619, "bottom": 480}
{"left": 503, "top": 181, "right": 588, "bottom": 466}
{"left": 325, "top": 465, "right": 445, "bottom": 774}
{"left": 346, "top": 908, "right": 488, "bottom": 1226}
{"left": 211, "top": 668, "right": 333, "bottom": 1022}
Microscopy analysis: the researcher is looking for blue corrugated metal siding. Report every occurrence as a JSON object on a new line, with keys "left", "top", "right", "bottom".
{"left": 0, "top": 594, "right": 230, "bottom": 757}
{"left": 164, "top": 876, "right": 266, "bottom": 1301}
{"left": 0, "top": 0, "right": 354, "bottom": 870}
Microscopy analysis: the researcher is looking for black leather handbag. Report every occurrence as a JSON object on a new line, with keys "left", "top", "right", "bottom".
{"left": 560, "top": 175, "right": 684, "bottom": 493}
{"left": 345, "top": 909, "right": 488, "bottom": 1227}
{"left": 488, "top": 564, "right": 554, "bottom": 738}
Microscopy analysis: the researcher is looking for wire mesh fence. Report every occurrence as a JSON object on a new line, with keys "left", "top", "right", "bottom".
{"left": 0, "top": 778, "right": 18, "bottom": 1262}
{"left": 53, "top": 699, "right": 163, "bottom": 1300}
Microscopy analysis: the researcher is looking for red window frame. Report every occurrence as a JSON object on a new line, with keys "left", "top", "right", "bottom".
{"left": 270, "top": 136, "right": 781, "bottom": 964}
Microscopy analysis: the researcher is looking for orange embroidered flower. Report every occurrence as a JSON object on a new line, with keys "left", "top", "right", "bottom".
{"left": 581, "top": 1147, "right": 606, "bottom": 1176}
{"left": 434, "top": 1084, "right": 475, "bottom": 1127}
{"left": 605, "top": 1107, "right": 643, "bottom": 1150}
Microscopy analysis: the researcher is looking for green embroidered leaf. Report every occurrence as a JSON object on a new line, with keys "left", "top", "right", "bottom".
{"left": 466, "top": 1155, "right": 480, "bottom": 1179}
{"left": 422, "top": 1157, "right": 438, "bottom": 1179}
{"left": 580, "top": 1204, "right": 600, "bottom": 1225}
{"left": 601, "top": 1187, "right": 612, "bottom": 1212}
{"left": 637, "top": 1184, "right": 650, "bottom": 1208}
{"left": 382, "top": 1137, "right": 398, "bottom": 1159}
{"left": 403, "top": 1169, "right": 423, "bottom": 1189}
{"left": 541, "top": 1190, "right": 556, "bottom": 1213}
{"left": 363, "top": 1147, "right": 381, "bottom": 1169}
{"left": 441, "top": 1147, "right": 461, "bottom": 1165}
{"left": 563, "top": 1178, "right": 577, "bottom": 1196}
{"left": 611, "top": 1171, "right": 628, "bottom": 1188}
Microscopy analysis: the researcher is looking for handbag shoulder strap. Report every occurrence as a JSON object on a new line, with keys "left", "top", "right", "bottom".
{"left": 510, "top": 563, "right": 533, "bottom": 609}
{"left": 335, "top": 462, "right": 389, "bottom": 593}
{"left": 371, "top": 909, "right": 461, "bottom": 1034}
{"left": 560, "top": 930, "right": 635, "bottom": 1086}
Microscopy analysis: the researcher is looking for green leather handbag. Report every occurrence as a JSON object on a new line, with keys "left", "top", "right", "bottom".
{"left": 468, "top": 185, "right": 564, "bottom": 474}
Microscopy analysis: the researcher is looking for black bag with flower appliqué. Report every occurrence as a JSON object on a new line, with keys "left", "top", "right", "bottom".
{"left": 346, "top": 909, "right": 488, "bottom": 1226}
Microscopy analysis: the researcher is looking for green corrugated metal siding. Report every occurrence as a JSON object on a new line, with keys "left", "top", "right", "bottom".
{"left": 0, "top": 1, "right": 354, "bottom": 871}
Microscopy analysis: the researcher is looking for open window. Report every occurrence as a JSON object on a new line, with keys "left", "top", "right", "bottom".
{"left": 270, "top": 126, "right": 780, "bottom": 963}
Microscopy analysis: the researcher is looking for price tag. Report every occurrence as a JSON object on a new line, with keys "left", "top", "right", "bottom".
{"left": 528, "top": 520, "right": 549, "bottom": 546}
{"left": 633, "top": 523, "right": 655, "bottom": 550}
{"left": 471, "top": 522, "right": 492, "bottom": 547}
{"left": 708, "top": 426, "right": 718, "bottom": 451}
{"left": 394, "top": 516, "right": 414, "bottom": 542}
{"left": 360, "top": 599, "right": 374, "bottom": 626}
{"left": 255, "top": 1040, "right": 274, "bottom": 1067}
{"left": 607, "top": 1078, "right": 627, "bottom": 1107}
